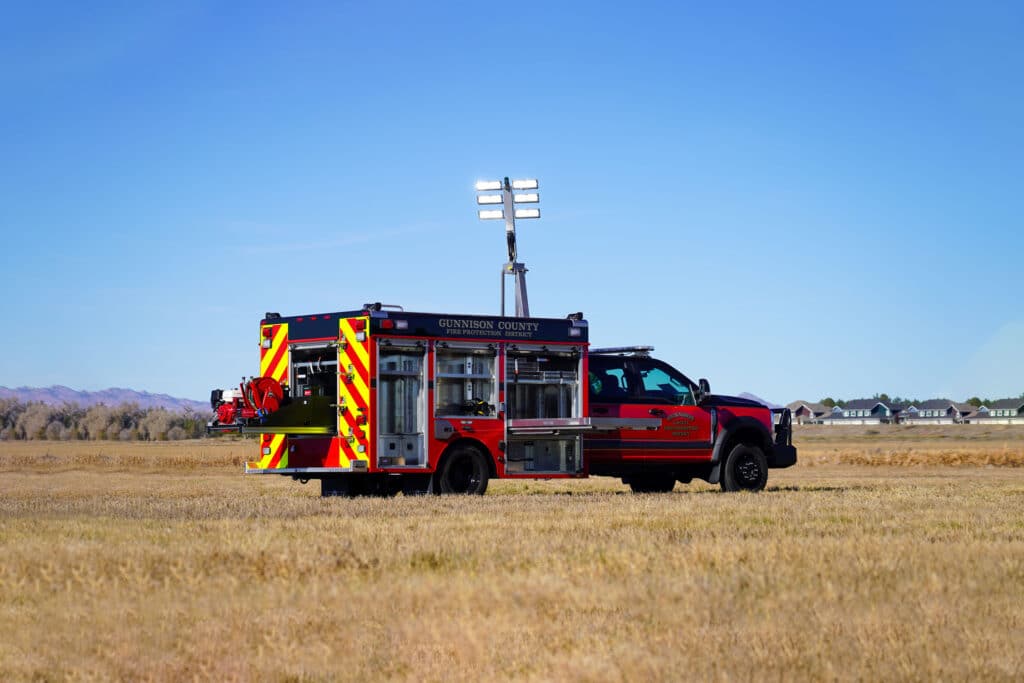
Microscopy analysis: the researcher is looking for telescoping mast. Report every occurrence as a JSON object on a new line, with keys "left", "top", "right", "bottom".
{"left": 474, "top": 177, "right": 540, "bottom": 317}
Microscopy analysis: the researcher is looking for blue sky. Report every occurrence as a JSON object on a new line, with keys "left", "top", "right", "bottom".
{"left": 2, "top": 1, "right": 1021, "bottom": 404}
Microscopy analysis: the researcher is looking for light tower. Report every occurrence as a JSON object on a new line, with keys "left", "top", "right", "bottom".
{"left": 475, "top": 177, "right": 540, "bottom": 317}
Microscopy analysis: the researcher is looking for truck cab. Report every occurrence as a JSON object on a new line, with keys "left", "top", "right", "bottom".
{"left": 585, "top": 348, "right": 796, "bottom": 492}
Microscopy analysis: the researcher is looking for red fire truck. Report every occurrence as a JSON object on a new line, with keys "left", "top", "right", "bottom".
{"left": 209, "top": 303, "right": 796, "bottom": 496}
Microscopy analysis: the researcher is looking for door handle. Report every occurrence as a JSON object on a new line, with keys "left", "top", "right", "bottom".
{"left": 649, "top": 408, "right": 667, "bottom": 417}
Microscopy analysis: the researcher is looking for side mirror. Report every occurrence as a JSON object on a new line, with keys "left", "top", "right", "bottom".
{"left": 696, "top": 378, "right": 711, "bottom": 403}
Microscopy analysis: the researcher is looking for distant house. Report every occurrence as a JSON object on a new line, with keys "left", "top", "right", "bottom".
{"left": 786, "top": 400, "right": 832, "bottom": 424}
{"left": 955, "top": 403, "right": 978, "bottom": 422}
{"left": 978, "top": 398, "right": 1024, "bottom": 424}
{"left": 820, "top": 399, "right": 901, "bottom": 425}
{"left": 904, "top": 399, "right": 973, "bottom": 424}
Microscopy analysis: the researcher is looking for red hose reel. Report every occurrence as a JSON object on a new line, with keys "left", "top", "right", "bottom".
{"left": 214, "top": 377, "right": 285, "bottom": 426}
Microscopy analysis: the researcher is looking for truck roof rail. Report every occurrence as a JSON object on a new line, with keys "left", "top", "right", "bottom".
{"left": 589, "top": 346, "right": 654, "bottom": 356}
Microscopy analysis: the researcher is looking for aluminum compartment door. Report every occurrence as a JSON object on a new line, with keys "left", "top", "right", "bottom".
{"left": 377, "top": 341, "right": 427, "bottom": 468}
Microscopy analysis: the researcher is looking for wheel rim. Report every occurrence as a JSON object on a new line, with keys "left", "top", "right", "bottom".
{"left": 735, "top": 453, "right": 762, "bottom": 488}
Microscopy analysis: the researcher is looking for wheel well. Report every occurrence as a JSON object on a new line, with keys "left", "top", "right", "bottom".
{"left": 718, "top": 427, "right": 770, "bottom": 462}
{"left": 438, "top": 438, "right": 496, "bottom": 479}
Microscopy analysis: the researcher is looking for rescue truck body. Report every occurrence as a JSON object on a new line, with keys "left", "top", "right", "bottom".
{"left": 209, "top": 304, "right": 795, "bottom": 495}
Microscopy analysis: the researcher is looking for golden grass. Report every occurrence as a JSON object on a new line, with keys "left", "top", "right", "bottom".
{"left": 1, "top": 430, "right": 1023, "bottom": 681}
{"left": 795, "top": 424, "right": 1024, "bottom": 467}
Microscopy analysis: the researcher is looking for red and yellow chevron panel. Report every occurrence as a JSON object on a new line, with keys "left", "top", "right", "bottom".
{"left": 259, "top": 323, "right": 289, "bottom": 383}
{"left": 337, "top": 316, "right": 371, "bottom": 468}
{"left": 258, "top": 433, "right": 288, "bottom": 469}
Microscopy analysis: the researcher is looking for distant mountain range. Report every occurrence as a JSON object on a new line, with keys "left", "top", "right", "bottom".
{"left": 0, "top": 386, "right": 209, "bottom": 413}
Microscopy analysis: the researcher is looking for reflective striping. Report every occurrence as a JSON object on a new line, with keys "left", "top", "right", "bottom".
{"left": 260, "top": 324, "right": 289, "bottom": 381}
{"left": 325, "top": 438, "right": 342, "bottom": 468}
{"left": 341, "top": 330, "right": 368, "bottom": 379}
{"left": 258, "top": 325, "right": 290, "bottom": 473}
{"left": 340, "top": 319, "right": 370, "bottom": 372}
{"left": 257, "top": 434, "right": 287, "bottom": 469}
{"left": 338, "top": 316, "right": 371, "bottom": 468}
{"left": 268, "top": 353, "right": 288, "bottom": 384}
{"left": 337, "top": 369, "right": 367, "bottom": 410}
{"left": 268, "top": 440, "right": 287, "bottom": 469}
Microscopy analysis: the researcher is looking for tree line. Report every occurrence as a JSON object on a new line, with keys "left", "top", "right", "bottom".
{"left": 0, "top": 399, "right": 209, "bottom": 441}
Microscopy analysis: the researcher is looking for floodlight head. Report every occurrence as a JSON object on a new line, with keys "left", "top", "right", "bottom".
{"left": 475, "top": 180, "right": 502, "bottom": 191}
{"left": 478, "top": 209, "right": 505, "bottom": 220}
{"left": 513, "top": 192, "right": 539, "bottom": 204}
{"left": 476, "top": 194, "right": 503, "bottom": 205}
{"left": 511, "top": 179, "right": 538, "bottom": 190}
{"left": 513, "top": 208, "right": 540, "bottom": 219}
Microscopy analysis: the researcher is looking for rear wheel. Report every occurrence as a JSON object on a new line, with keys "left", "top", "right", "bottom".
{"left": 720, "top": 444, "right": 768, "bottom": 492}
{"left": 436, "top": 446, "right": 490, "bottom": 495}
{"left": 626, "top": 473, "right": 676, "bottom": 493}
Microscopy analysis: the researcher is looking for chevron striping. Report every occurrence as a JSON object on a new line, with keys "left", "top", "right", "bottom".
{"left": 258, "top": 434, "right": 286, "bottom": 469}
{"left": 340, "top": 319, "right": 370, "bottom": 373}
{"left": 260, "top": 325, "right": 289, "bottom": 379}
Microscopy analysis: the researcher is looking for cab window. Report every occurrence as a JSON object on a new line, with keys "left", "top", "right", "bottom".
{"left": 588, "top": 357, "right": 632, "bottom": 403}
{"left": 636, "top": 361, "right": 696, "bottom": 406}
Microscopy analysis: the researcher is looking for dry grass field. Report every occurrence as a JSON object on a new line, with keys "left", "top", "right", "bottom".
{"left": 1, "top": 426, "right": 1023, "bottom": 681}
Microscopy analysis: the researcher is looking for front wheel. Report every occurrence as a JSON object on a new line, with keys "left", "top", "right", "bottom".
{"left": 436, "top": 446, "right": 490, "bottom": 495}
{"left": 720, "top": 444, "right": 768, "bottom": 492}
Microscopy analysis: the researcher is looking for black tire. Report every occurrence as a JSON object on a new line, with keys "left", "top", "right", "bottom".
{"left": 720, "top": 444, "right": 768, "bottom": 492}
{"left": 321, "top": 476, "right": 357, "bottom": 497}
{"left": 436, "top": 445, "right": 490, "bottom": 495}
{"left": 626, "top": 473, "right": 676, "bottom": 493}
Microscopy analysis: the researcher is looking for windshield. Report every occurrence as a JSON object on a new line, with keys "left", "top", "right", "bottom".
{"left": 637, "top": 361, "right": 696, "bottom": 406}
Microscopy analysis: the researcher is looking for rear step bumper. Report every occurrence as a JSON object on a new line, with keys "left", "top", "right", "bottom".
{"left": 769, "top": 444, "right": 797, "bottom": 468}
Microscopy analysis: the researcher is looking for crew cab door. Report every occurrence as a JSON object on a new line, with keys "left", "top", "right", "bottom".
{"left": 586, "top": 355, "right": 645, "bottom": 467}
{"left": 586, "top": 355, "right": 714, "bottom": 468}
{"left": 630, "top": 357, "right": 714, "bottom": 462}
